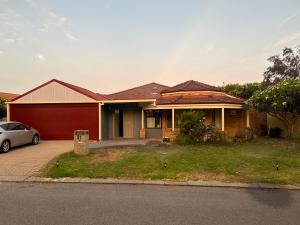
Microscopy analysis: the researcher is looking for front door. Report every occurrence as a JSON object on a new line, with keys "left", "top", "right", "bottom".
{"left": 123, "top": 109, "right": 134, "bottom": 138}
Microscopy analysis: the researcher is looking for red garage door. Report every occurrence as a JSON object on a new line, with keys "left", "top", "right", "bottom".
{"left": 10, "top": 103, "right": 99, "bottom": 140}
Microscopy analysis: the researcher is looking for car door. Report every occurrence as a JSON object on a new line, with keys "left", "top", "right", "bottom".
{"left": 6, "top": 123, "right": 23, "bottom": 147}
{"left": 13, "top": 123, "right": 31, "bottom": 145}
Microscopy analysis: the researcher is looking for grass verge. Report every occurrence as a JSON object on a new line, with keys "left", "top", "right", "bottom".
{"left": 44, "top": 138, "right": 300, "bottom": 185}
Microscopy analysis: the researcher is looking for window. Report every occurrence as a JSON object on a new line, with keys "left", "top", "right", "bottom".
{"left": 7, "top": 123, "right": 18, "bottom": 131}
{"left": 145, "top": 110, "right": 162, "bottom": 129}
{"left": 230, "top": 110, "right": 237, "bottom": 116}
{"left": 165, "top": 110, "right": 172, "bottom": 128}
{"left": 0, "top": 124, "right": 9, "bottom": 131}
{"left": 14, "top": 124, "right": 27, "bottom": 130}
{"left": 146, "top": 117, "right": 156, "bottom": 128}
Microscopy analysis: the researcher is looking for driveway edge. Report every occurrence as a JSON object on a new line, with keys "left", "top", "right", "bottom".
{"left": 1, "top": 176, "right": 300, "bottom": 190}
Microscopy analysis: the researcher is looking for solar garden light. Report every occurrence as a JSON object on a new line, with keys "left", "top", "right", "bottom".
{"left": 275, "top": 162, "right": 279, "bottom": 171}
{"left": 56, "top": 160, "right": 59, "bottom": 167}
{"left": 163, "top": 161, "right": 167, "bottom": 169}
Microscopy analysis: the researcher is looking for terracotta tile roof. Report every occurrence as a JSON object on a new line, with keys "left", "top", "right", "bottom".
{"left": 108, "top": 82, "right": 169, "bottom": 100}
{"left": 161, "top": 80, "right": 223, "bottom": 93}
{"left": 12, "top": 79, "right": 108, "bottom": 102}
{"left": 0, "top": 92, "right": 19, "bottom": 101}
{"left": 156, "top": 94, "right": 244, "bottom": 105}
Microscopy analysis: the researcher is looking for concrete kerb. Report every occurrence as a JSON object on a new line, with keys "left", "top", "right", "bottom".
{"left": 0, "top": 176, "right": 299, "bottom": 190}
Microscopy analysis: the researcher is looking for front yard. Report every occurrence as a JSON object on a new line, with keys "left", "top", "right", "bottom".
{"left": 44, "top": 138, "right": 300, "bottom": 185}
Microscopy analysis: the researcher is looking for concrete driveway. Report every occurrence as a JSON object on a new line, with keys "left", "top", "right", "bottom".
{"left": 0, "top": 141, "right": 73, "bottom": 177}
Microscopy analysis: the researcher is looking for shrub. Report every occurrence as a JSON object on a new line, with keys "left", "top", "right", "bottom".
{"left": 179, "top": 110, "right": 205, "bottom": 135}
{"left": 0, "top": 98, "right": 6, "bottom": 119}
{"left": 269, "top": 128, "right": 282, "bottom": 138}
{"left": 245, "top": 127, "right": 257, "bottom": 141}
{"left": 176, "top": 110, "right": 223, "bottom": 144}
{"left": 190, "top": 123, "right": 223, "bottom": 143}
{"left": 175, "top": 134, "right": 196, "bottom": 145}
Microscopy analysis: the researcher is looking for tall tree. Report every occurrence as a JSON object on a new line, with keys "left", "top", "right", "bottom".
{"left": 248, "top": 78, "right": 300, "bottom": 139}
{"left": 224, "top": 83, "right": 261, "bottom": 99}
{"left": 263, "top": 46, "right": 300, "bottom": 86}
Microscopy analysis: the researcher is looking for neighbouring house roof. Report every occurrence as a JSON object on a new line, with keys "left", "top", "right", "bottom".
{"left": 161, "top": 80, "right": 223, "bottom": 94}
{"left": 156, "top": 94, "right": 244, "bottom": 105}
{"left": 12, "top": 79, "right": 108, "bottom": 102}
{"left": 0, "top": 92, "right": 19, "bottom": 101}
{"left": 108, "top": 82, "right": 169, "bottom": 100}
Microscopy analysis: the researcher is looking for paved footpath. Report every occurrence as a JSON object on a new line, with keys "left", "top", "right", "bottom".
{"left": 0, "top": 182, "right": 299, "bottom": 225}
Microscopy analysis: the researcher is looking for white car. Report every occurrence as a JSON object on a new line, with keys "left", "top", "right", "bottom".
{"left": 0, "top": 122, "right": 40, "bottom": 153}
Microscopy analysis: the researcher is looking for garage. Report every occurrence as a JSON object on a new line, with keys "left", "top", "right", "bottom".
{"left": 8, "top": 79, "right": 106, "bottom": 140}
{"left": 10, "top": 103, "right": 99, "bottom": 140}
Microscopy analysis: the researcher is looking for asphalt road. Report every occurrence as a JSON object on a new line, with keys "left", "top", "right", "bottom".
{"left": 0, "top": 183, "right": 299, "bottom": 225}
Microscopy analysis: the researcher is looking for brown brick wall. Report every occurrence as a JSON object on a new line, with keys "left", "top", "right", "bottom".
{"left": 162, "top": 128, "right": 179, "bottom": 142}
{"left": 224, "top": 109, "right": 246, "bottom": 138}
{"left": 139, "top": 128, "right": 146, "bottom": 139}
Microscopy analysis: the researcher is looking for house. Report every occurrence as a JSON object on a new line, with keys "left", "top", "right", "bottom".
{"left": 0, "top": 92, "right": 19, "bottom": 101}
{"left": 7, "top": 79, "right": 249, "bottom": 141}
{"left": 0, "top": 92, "right": 19, "bottom": 121}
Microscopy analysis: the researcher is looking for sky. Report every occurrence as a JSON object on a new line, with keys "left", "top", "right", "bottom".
{"left": 0, "top": 0, "right": 300, "bottom": 94}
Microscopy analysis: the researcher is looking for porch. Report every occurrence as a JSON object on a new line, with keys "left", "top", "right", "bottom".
{"left": 140, "top": 106, "right": 250, "bottom": 141}
{"left": 100, "top": 103, "right": 250, "bottom": 141}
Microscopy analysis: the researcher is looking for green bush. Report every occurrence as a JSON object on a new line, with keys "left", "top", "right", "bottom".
{"left": 176, "top": 110, "right": 223, "bottom": 144}
{"left": 175, "top": 134, "right": 196, "bottom": 145}
{"left": 179, "top": 110, "right": 205, "bottom": 135}
{"left": 245, "top": 127, "right": 257, "bottom": 141}
{"left": 0, "top": 98, "right": 6, "bottom": 119}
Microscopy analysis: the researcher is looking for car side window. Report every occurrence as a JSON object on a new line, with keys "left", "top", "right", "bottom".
{"left": 7, "top": 123, "right": 18, "bottom": 131}
{"left": 14, "top": 124, "right": 27, "bottom": 130}
{"left": 0, "top": 124, "right": 9, "bottom": 131}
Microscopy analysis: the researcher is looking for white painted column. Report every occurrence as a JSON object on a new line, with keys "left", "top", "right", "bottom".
{"left": 221, "top": 107, "right": 225, "bottom": 132}
{"left": 172, "top": 108, "right": 175, "bottom": 131}
{"left": 6, "top": 103, "right": 10, "bottom": 122}
{"left": 141, "top": 109, "right": 144, "bottom": 129}
{"left": 246, "top": 110, "right": 250, "bottom": 128}
{"left": 98, "top": 103, "right": 102, "bottom": 141}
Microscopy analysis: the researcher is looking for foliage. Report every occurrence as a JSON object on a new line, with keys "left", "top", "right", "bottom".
{"left": 224, "top": 83, "right": 261, "bottom": 99}
{"left": 177, "top": 110, "right": 223, "bottom": 143}
{"left": 179, "top": 110, "right": 205, "bottom": 135}
{"left": 245, "top": 127, "right": 257, "bottom": 141}
{"left": 0, "top": 98, "right": 7, "bottom": 119}
{"left": 175, "top": 134, "right": 196, "bottom": 145}
{"left": 248, "top": 78, "right": 300, "bottom": 138}
{"left": 190, "top": 124, "right": 223, "bottom": 143}
{"left": 262, "top": 46, "right": 300, "bottom": 87}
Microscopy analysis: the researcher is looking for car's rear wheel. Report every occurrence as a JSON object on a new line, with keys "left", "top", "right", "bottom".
{"left": 1, "top": 140, "right": 10, "bottom": 153}
{"left": 32, "top": 135, "right": 39, "bottom": 145}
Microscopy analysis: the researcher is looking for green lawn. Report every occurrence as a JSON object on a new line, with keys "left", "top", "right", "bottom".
{"left": 44, "top": 138, "right": 300, "bottom": 185}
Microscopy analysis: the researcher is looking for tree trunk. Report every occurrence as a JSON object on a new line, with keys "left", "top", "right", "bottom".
{"left": 283, "top": 119, "right": 295, "bottom": 139}
{"left": 285, "top": 124, "right": 294, "bottom": 139}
